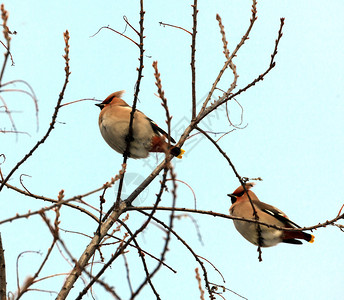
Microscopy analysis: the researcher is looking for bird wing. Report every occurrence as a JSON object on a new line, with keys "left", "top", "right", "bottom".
{"left": 148, "top": 118, "right": 176, "bottom": 143}
{"left": 254, "top": 201, "right": 301, "bottom": 228}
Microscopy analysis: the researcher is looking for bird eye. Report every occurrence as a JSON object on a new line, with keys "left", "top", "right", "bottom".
{"left": 227, "top": 194, "right": 237, "bottom": 204}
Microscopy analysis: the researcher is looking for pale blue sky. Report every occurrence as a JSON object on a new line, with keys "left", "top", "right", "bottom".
{"left": 1, "top": 1, "right": 344, "bottom": 299}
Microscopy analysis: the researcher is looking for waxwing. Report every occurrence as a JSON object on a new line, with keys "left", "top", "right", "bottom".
{"left": 96, "top": 91, "right": 185, "bottom": 159}
{"left": 228, "top": 182, "right": 314, "bottom": 247}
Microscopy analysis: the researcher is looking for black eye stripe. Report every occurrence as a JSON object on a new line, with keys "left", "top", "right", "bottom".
{"left": 233, "top": 190, "right": 245, "bottom": 197}
{"left": 102, "top": 96, "right": 114, "bottom": 104}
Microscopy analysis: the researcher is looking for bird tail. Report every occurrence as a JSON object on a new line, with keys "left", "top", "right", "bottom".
{"left": 307, "top": 234, "right": 315, "bottom": 243}
{"left": 283, "top": 231, "right": 315, "bottom": 244}
{"left": 170, "top": 147, "right": 185, "bottom": 159}
{"left": 150, "top": 136, "right": 185, "bottom": 158}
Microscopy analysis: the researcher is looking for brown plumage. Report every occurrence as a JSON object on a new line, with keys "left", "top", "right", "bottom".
{"left": 228, "top": 183, "right": 315, "bottom": 247}
{"left": 96, "top": 91, "right": 185, "bottom": 159}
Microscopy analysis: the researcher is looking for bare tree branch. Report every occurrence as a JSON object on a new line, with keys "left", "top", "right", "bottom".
{"left": 195, "top": 268, "right": 205, "bottom": 300}
{"left": 0, "top": 30, "right": 71, "bottom": 191}
{"left": 103, "top": 0, "right": 146, "bottom": 221}
{"left": 191, "top": 0, "right": 198, "bottom": 120}
{"left": 199, "top": 0, "right": 257, "bottom": 114}
{"left": 195, "top": 126, "right": 263, "bottom": 260}
{"left": 1, "top": 1, "right": 322, "bottom": 299}
{"left": 16, "top": 192, "right": 63, "bottom": 299}
{"left": 0, "top": 4, "right": 11, "bottom": 86}
{"left": 91, "top": 26, "right": 140, "bottom": 47}
{"left": 159, "top": 22, "right": 192, "bottom": 35}
{"left": 0, "top": 233, "right": 6, "bottom": 300}
{"left": 137, "top": 210, "right": 215, "bottom": 299}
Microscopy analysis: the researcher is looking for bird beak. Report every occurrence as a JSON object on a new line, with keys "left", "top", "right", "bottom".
{"left": 95, "top": 103, "right": 103, "bottom": 110}
{"left": 227, "top": 193, "right": 237, "bottom": 204}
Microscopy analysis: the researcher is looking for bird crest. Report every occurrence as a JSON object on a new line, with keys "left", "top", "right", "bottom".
{"left": 232, "top": 182, "right": 256, "bottom": 196}
{"left": 102, "top": 90, "right": 125, "bottom": 104}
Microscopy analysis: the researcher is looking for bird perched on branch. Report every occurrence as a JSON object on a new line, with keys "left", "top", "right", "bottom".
{"left": 96, "top": 91, "right": 185, "bottom": 159}
{"left": 228, "top": 182, "right": 314, "bottom": 247}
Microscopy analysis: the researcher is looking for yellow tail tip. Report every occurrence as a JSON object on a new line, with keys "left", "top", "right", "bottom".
{"left": 177, "top": 149, "right": 185, "bottom": 159}
{"left": 309, "top": 235, "right": 315, "bottom": 243}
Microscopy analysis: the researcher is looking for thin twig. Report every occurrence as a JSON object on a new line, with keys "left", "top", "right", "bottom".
{"left": 131, "top": 62, "right": 179, "bottom": 298}
{"left": 195, "top": 268, "right": 205, "bottom": 300}
{"left": 0, "top": 234, "right": 6, "bottom": 300}
{"left": 104, "top": 0, "right": 146, "bottom": 219}
{"left": 105, "top": 229, "right": 177, "bottom": 273}
{"left": 0, "top": 200, "right": 93, "bottom": 226}
{"left": 209, "top": 282, "right": 248, "bottom": 300}
{"left": 56, "top": 168, "right": 126, "bottom": 299}
{"left": 0, "top": 40, "right": 14, "bottom": 66}
{"left": 131, "top": 165, "right": 177, "bottom": 299}
{"left": 166, "top": 178, "right": 197, "bottom": 209}
{"left": 123, "top": 253, "right": 133, "bottom": 296}
{"left": 59, "top": 98, "right": 98, "bottom": 107}
{"left": 0, "top": 181, "right": 114, "bottom": 223}
{"left": 137, "top": 210, "right": 215, "bottom": 300}
{"left": 123, "top": 16, "right": 140, "bottom": 36}
{"left": 77, "top": 168, "right": 170, "bottom": 300}
{"left": 91, "top": 26, "right": 139, "bottom": 47}
{"left": 0, "top": 95, "right": 18, "bottom": 138}
{"left": 16, "top": 193, "right": 63, "bottom": 299}
{"left": 0, "top": 79, "right": 39, "bottom": 129}
{"left": 199, "top": 0, "right": 257, "bottom": 114}
{"left": 195, "top": 126, "right": 263, "bottom": 260}
{"left": 130, "top": 205, "right": 340, "bottom": 234}
{"left": 197, "top": 256, "right": 225, "bottom": 284}
{"left": 123, "top": 1, "right": 278, "bottom": 210}
{"left": 0, "top": 5, "right": 11, "bottom": 87}
{"left": 16, "top": 251, "right": 41, "bottom": 295}
{"left": 0, "top": 31, "right": 71, "bottom": 191}
{"left": 118, "top": 220, "right": 159, "bottom": 297}
{"left": 216, "top": 14, "right": 238, "bottom": 96}
{"left": 175, "top": 214, "right": 204, "bottom": 245}
{"left": 216, "top": 14, "right": 230, "bottom": 59}
{"left": 159, "top": 22, "right": 192, "bottom": 35}
{"left": 201, "top": 16, "right": 285, "bottom": 120}
{"left": 191, "top": 0, "right": 198, "bottom": 120}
